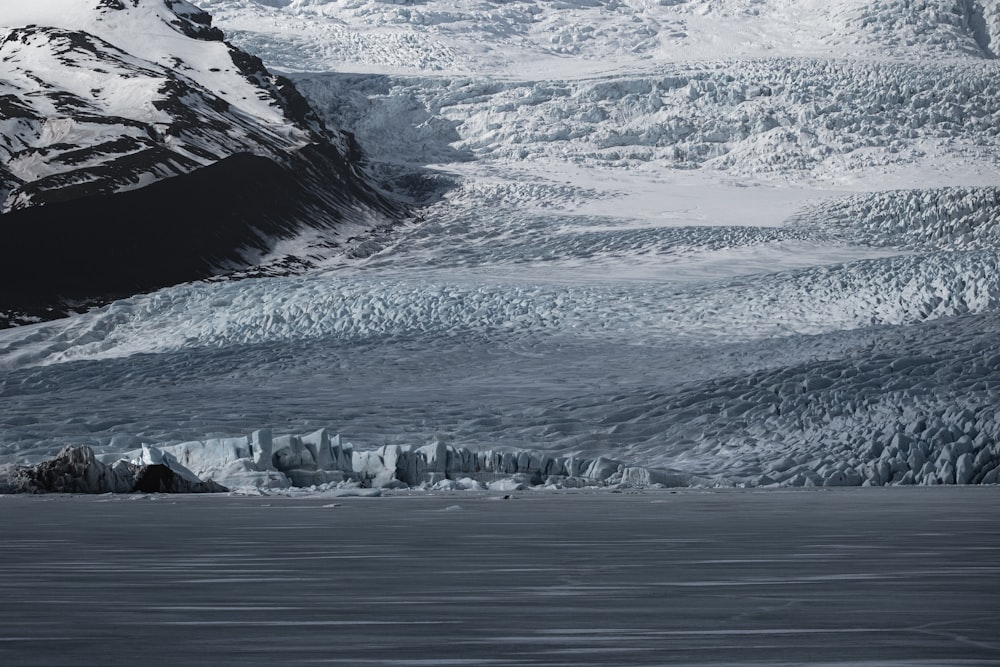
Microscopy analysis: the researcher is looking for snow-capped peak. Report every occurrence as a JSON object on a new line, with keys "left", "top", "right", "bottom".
{"left": 0, "top": 0, "right": 368, "bottom": 214}
{"left": 2, "top": 0, "right": 311, "bottom": 143}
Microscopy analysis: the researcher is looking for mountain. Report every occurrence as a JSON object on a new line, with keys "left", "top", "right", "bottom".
{"left": 0, "top": 0, "right": 399, "bottom": 325}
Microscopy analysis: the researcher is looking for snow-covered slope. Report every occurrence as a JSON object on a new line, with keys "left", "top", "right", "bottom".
{"left": 1, "top": 0, "right": 998, "bottom": 492}
{"left": 198, "top": 0, "right": 1000, "bottom": 73}
{"left": 0, "top": 0, "right": 397, "bottom": 325}
{"left": 1, "top": 0, "right": 330, "bottom": 209}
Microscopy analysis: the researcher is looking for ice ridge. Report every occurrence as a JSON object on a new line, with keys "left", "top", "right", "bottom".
{"left": 21, "top": 418, "right": 996, "bottom": 493}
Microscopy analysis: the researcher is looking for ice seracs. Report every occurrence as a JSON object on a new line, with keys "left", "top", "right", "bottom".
{"left": 9, "top": 394, "right": 997, "bottom": 493}
{"left": 119, "top": 430, "right": 704, "bottom": 492}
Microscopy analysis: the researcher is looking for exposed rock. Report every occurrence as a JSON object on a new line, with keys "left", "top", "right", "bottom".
{"left": 131, "top": 464, "right": 228, "bottom": 493}
{"left": 0, "top": 445, "right": 227, "bottom": 494}
{"left": 7, "top": 445, "right": 134, "bottom": 494}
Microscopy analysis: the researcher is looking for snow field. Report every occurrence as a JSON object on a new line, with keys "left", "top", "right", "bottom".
{"left": 615, "top": 310, "right": 1000, "bottom": 487}
{"left": 1, "top": 0, "right": 299, "bottom": 129}
{"left": 846, "top": 0, "right": 1000, "bottom": 58}
{"left": 8, "top": 296, "right": 997, "bottom": 491}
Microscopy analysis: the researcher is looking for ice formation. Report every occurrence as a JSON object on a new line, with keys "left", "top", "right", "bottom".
{"left": 1, "top": 0, "right": 998, "bottom": 492}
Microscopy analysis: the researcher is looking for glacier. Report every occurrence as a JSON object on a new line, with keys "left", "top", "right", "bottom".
{"left": 1, "top": 0, "right": 999, "bottom": 494}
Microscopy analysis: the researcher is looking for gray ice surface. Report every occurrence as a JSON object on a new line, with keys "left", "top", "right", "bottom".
{"left": 1, "top": 487, "right": 998, "bottom": 666}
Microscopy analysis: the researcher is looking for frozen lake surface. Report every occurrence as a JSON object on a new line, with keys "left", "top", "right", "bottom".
{"left": 2, "top": 487, "right": 998, "bottom": 666}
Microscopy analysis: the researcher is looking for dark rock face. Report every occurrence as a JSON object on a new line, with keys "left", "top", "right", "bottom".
{"left": 163, "top": 0, "right": 225, "bottom": 41}
{"left": 0, "top": 445, "right": 228, "bottom": 494}
{"left": 6, "top": 445, "right": 134, "bottom": 494}
{"left": 131, "top": 464, "right": 228, "bottom": 494}
{"left": 0, "top": 148, "right": 390, "bottom": 321}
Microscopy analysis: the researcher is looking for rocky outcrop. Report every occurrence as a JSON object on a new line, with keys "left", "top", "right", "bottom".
{"left": 0, "top": 445, "right": 227, "bottom": 494}
{"left": 130, "top": 463, "right": 228, "bottom": 494}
